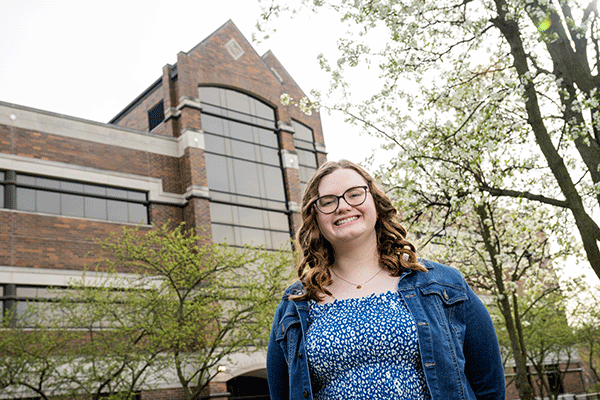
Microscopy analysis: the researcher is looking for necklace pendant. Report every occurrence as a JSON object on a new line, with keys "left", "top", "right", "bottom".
{"left": 356, "top": 285, "right": 362, "bottom": 289}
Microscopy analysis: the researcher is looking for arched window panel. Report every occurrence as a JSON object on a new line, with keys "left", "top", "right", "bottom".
{"left": 199, "top": 86, "right": 276, "bottom": 129}
{"left": 291, "top": 120, "right": 318, "bottom": 193}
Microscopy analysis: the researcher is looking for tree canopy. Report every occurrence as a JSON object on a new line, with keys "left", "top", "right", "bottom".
{"left": 258, "top": 0, "right": 600, "bottom": 282}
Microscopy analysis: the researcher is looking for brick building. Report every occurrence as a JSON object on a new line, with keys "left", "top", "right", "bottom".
{"left": 0, "top": 20, "right": 326, "bottom": 399}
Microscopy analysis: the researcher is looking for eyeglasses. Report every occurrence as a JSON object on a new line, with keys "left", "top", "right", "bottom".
{"left": 314, "top": 186, "right": 369, "bottom": 214}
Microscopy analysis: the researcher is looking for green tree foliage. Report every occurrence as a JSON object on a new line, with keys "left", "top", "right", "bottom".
{"left": 0, "top": 223, "right": 293, "bottom": 400}
{"left": 258, "top": 0, "right": 600, "bottom": 282}
{"left": 570, "top": 283, "right": 600, "bottom": 390}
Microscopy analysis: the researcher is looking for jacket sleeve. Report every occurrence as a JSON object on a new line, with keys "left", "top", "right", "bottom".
{"left": 462, "top": 284, "right": 506, "bottom": 399}
{"left": 267, "top": 302, "right": 289, "bottom": 400}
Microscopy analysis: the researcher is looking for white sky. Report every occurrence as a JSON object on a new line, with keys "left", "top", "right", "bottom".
{"left": 0, "top": 0, "right": 385, "bottom": 165}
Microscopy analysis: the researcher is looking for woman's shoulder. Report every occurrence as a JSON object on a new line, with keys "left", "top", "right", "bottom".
{"left": 415, "top": 259, "right": 468, "bottom": 287}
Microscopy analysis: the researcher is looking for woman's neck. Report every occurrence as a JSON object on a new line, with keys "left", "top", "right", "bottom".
{"left": 332, "top": 239, "right": 381, "bottom": 278}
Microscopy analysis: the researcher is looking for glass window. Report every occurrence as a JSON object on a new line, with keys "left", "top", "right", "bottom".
{"left": 229, "top": 119, "right": 254, "bottom": 142}
{"left": 107, "top": 188, "right": 129, "bottom": 200}
{"left": 84, "top": 184, "right": 106, "bottom": 197}
{"left": 107, "top": 200, "right": 129, "bottom": 223}
{"left": 205, "top": 154, "right": 231, "bottom": 192}
{"left": 259, "top": 147, "right": 279, "bottom": 166}
{"left": 257, "top": 127, "right": 278, "bottom": 148}
{"left": 62, "top": 193, "right": 85, "bottom": 217}
{"left": 61, "top": 181, "right": 84, "bottom": 193}
{"left": 128, "top": 203, "right": 148, "bottom": 224}
{"left": 16, "top": 187, "right": 36, "bottom": 211}
{"left": 233, "top": 159, "right": 260, "bottom": 198}
{"left": 37, "top": 191, "right": 60, "bottom": 214}
{"left": 292, "top": 120, "right": 315, "bottom": 143}
{"left": 0, "top": 171, "right": 4, "bottom": 208}
{"left": 231, "top": 139, "right": 257, "bottom": 161}
{"left": 211, "top": 224, "right": 236, "bottom": 245}
{"left": 85, "top": 197, "right": 107, "bottom": 220}
{"left": 201, "top": 114, "right": 225, "bottom": 135}
{"left": 198, "top": 86, "right": 222, "bottom": 106}
{"left": 205, "top": 133, "right": 227, "bottom": 154}
{"left": 10, "top": 173, "right": 148, "bottom": 224}
{"left": 263, "top": 166, "right": 286, "bottom": 201}
{"left": 37, "top": 177, "right": 61, "bottom": 190}
{"left": 297, "top": 148, "right": 318, "bottom": 168}
{"left": 16, "top": 174, "right": 35, "bottom": 186}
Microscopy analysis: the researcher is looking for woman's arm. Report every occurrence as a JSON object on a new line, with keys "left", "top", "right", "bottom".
{"left": 266, "top": 306, "right": 289, "bottom": 400}
{"left": 462, "top": 285, "right": 506, "bottom": 399}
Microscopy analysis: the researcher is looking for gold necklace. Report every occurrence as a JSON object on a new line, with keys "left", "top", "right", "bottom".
{"left": 330, "top": 268, "right": 384, "bottom": 289}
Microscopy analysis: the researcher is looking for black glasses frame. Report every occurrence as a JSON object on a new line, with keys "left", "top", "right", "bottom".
{"left": 313, "top": 186, "right": 369, "bottom": 214}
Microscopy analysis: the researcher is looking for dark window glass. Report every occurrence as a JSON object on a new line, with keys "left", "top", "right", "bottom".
{"left": 260, "top": 147, "right": 279, "bottom": 165}
{"left": 148, "top": 100, "right": 165, "bottom": 131}
{"left": 292, "top": 120, "right": 318, "bottom": 193}
{"left": 201, "top": 114, "right": 225, "bottom": 135}
{"left": 85, "top": 197, "right": 107, "bottom": 220}
{"left": 231, "top": 139, "right": 256, "bottom": 161}
{"left": 198, "top": 86, "right": 222, "bottom": 106}
{"left": 205, "top": 133, "right": 227, "bottom": 154}
{"left": 61, "top": 181, "right": 84, "bottom": 193}
{"left": 211, "top": 224, "right": 236, "bottom": 245}
{"left": 209, "top": 203, "right": 290, "bottom": 249}
{"left": 16, "top": 175, "right": 35, "bottom": 186}
{"left": 240, "top": 227, "right": 267, "bottom": 246}
{"left": 257, "top": 128, "right": 278, "bottom": 147}
{"left": 37, "top": 177, "right": 60, "bottom": 190}
{"left": 297, "top": 148, "right": 318, "bottom": 168}
{"left": 292, "top": 120, "right": 314, "bottom": 143}
{"left": 84, "top": 184, "right": 106, "bottom": 197}
{"left": 107, "top": 200, "right": 129, "bottom": 223}
{"left": 16, "top": 187, "right": 36, "bottom": 211}
{"left": 239, "top": 207, "right": 265, "bottom": 229}
{"left": 0, "top": 171, "right": 4, "bottom": 208}
{"left": 128, "top": 191, "right": 147, "bottom": 202}
{"left": 37, "top": 191, "right": 60, "bottom": 214}
{"left": 61, "top": 194, "right": 85, "bottom": 217}
{"left": 199, "top": 87, "right": 275, "bottom": 129}
{"left": 233, "top": 159, "right": 260, "bottom": 198}
{"left": 229, "top": 119, "right": 254, "bottom": 142}
{"left": 128, "top": 203, "right": 148, "bottom": 224}
{"left": 226, "top": 90, "right": 251, "bottom": 115}
{"left": 205, "top": 154, "right": 231, "bottom": 192}
{"left": 208, "top": 203, "right": 233, "bottom": 225}
{"left": 107, "top": 188, "right": 129, "bottom": 200}
{"left": 263, "top": 166, "right": 286, "bottom": 201}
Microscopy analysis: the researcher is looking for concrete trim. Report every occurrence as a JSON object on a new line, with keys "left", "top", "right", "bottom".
{"left": 184, "top": 185, "right": 210, "bottom": 200}
{"left": 280, "top": 149, "right": 299, "bottom": 170}
{"left": 1, "top": 102, "right": 181, "bottom": 157}
{"left": 278, "top": 121, "right": 295, "bottom": 133}
{"left": 0, "top": 154, "right": 186, "bottom": 205}
{"left": 315, "top": 143, "right": 327, "bottom": 154}
{"left": 176, "top": 97, "right": 202, "bottom": 111}
{"left": 287, "top": 201, "right": 301, "bottom": 213}
{"left": 0, "top": 265, "right": 152, "bottom": 288}
{"left": 179, "top": 128, "right": 206, "bottom": 156}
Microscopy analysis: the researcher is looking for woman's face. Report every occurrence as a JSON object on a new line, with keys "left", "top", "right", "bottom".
{"left": 315, "top": 168, "right": 378, "bottom": 250}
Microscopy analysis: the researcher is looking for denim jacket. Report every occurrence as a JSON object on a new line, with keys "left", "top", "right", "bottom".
{"left": 266, "top": 260, "right": 505, "bottom": 400}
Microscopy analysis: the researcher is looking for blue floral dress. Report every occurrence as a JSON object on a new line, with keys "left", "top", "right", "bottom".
{"left": 306, "top": 291, "right": 432, "bottom": 400}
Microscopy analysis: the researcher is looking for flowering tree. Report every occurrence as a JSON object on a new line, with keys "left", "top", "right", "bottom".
{"left": 0, "top": 224, "right": 293, "bottom": 400}
{"left": 258, "top": 0, "right": 600, "bottom": 282}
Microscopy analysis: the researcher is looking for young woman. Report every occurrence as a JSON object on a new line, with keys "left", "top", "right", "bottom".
{"left": 266, "top": 160, "right": 505, "bottom": 400}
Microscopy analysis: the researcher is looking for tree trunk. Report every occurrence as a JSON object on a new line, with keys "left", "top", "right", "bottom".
{"left": 491, "top": 0, "right": 600, "bottom": 281}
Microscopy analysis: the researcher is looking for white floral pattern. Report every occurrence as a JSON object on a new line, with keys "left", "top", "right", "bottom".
{"left": 306, "top": 291, "right": 432, "bottom": 400}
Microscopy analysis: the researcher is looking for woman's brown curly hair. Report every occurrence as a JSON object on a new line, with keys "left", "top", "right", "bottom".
{"left": 292, "top": 160, "right": 426, "bottom": 302}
